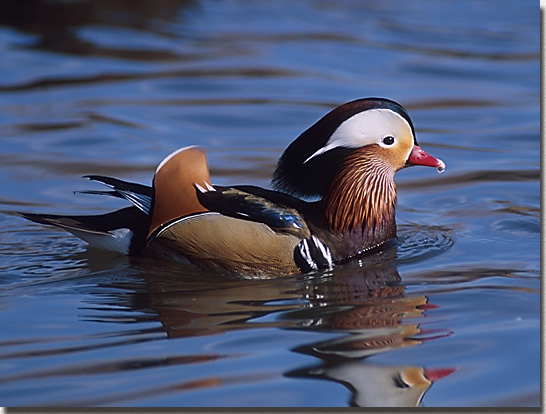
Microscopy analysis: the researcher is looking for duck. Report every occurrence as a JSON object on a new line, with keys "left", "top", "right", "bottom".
{"left": 21, "top": 98, "right": 445, "bottom": 279}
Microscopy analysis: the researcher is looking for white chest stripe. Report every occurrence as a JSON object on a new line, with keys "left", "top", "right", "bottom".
{"left": 298, "top": 239, "right": 318, "bottom": 271}
{"left": 296, "top": 236, "right": 334, "bottom": 272}
{"left": 311, "top": 235, "right": 333, "bottom": 269}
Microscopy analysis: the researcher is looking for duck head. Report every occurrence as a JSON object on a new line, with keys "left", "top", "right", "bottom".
{"left": 272, "top": 98, "right": 445, "bottom": 242}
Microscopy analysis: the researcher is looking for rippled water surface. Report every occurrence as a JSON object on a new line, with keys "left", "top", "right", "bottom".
{"left": 0, "top": 0, "right": 540, "bottom": 408}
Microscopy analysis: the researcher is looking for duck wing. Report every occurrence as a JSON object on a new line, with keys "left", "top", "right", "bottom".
{"left": 147, "top": 185, "right": 339, "bottom": 277}
{"left": 195, "top": 185, "right": 309, "bottom": 237}
{"left": 147, "top": 212, "right": 304, "bottom": 278}
{"left": 195, "top": 185, "right": 336, "bottom": 272}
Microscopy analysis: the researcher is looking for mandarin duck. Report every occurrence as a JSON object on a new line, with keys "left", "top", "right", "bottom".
{"left": 21, "top": 98, "right": 445, "bottom": 278}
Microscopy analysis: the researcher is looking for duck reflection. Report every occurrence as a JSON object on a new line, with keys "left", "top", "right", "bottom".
{"left": 81, "top": 249, "right": 453, "bottom": 406}
{"left": 136, "top": 248, "right": 405, "bottom": 339}
{"left": 281, "top": 262, "right": 454, "bottom": 407}
{"left": 290, "top": 361, "right": 454, "bottom": 407}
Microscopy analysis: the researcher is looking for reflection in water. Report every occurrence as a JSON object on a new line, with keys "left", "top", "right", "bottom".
{"left": 77, "top": 250, "right": 454, "bottom": 407}
{"left": 283, "top": 263, "right": 454, "bottom": 407}
{"left": 291, "top": 362, "right": 454, "bottom": 408}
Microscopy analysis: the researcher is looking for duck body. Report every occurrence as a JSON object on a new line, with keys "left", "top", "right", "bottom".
{"left": 21, "top": 98, "right": 445, "bottom": 278}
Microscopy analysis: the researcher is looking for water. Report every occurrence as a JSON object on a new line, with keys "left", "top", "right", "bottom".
{"left": 0, "top": 0, "right": 540, "bottom": 407}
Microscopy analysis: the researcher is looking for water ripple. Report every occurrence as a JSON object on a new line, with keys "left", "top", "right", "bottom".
{"left": 395, "top": 224, "right": 455, "bottom": 265}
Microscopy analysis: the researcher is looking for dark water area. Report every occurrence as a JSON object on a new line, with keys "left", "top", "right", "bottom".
{"left": 0, "top": 0, "right": 540, "bottom": 408}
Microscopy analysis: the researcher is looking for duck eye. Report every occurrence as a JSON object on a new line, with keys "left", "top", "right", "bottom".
{"left": 393, "top": 374, "right": 410, "bottom": 389}
{"left": 382, "top": 136, "right": 395, "bottom": 146}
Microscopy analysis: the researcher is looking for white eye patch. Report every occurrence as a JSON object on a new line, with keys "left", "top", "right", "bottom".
{"left": 304, "top": 109, "right": 413, "bottom": 163}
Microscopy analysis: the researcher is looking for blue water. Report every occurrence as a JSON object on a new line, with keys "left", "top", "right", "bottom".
{"left": 0, "top": 0, "right": 540, "bottom": 407}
